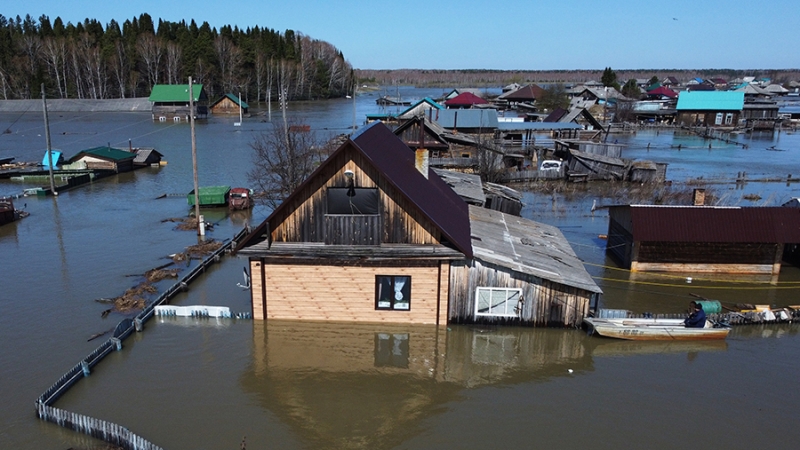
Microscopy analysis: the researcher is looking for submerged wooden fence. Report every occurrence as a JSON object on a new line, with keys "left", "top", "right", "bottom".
{"left": 35, "top": 228, "right": 250, "bottom": 450}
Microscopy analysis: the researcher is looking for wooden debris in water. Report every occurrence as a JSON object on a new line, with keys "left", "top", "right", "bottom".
{"left": 101, "top": 282, "right": 157, "bottom": 316}
{"left": 144, "top": 268, "right": 180, "bottom": 282}
{"left": 186, "top": 240, "right": 222, "bottom": 258}
{"left": 162, "top": 217, "right": 199, "bottom": 231}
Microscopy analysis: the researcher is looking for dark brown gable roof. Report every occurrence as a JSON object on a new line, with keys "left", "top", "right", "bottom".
{"left": 628, "top": 205, "right": 800, "bottom": 243}
{"left": 504, "top": 84, "right": 545, "bottom": 102}
{"left": 350, "top": 122, "right": 473, "bottom": 257}
{"left": 235, "top": 122, "right": 473, "bottom": 257}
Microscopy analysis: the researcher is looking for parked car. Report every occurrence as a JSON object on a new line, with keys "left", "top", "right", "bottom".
{"left": 540, "top": 160, "right": 562, "bottom": 172}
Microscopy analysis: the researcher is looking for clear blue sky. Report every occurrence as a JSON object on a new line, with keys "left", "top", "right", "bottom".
{"left": 6, "top": 0, "right": 798, "bottom": 70}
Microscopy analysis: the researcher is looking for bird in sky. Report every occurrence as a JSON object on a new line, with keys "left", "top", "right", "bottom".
{"left": 673, "top": 17, "right": 678, "bottom": 20}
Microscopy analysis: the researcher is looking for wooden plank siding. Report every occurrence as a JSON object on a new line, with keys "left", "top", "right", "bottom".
{"left": 270, "top": 147, "right": 440, "bottom": 246}
{"left": 250, "top": 260, "right": 449, "bottom": 325}
{"left": 448, "top": 260, "right": 591, "bottom": 327}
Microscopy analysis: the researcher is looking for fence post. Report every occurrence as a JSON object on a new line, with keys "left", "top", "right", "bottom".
{"left": 110, "top": 337, "right": 122, "bottom": 351}
{"left": 134, "top": 318, "right": 143, "bottom": 332}
{"left": 81, "top": 361, "right": 90, "bottom": 377}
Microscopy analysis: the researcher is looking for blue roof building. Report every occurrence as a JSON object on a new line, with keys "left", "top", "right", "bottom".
{"left": 676, "top": 91, "right": 745, "bottom": 127}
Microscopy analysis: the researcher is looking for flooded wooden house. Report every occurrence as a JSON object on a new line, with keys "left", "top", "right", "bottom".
{"left": 675, "top": 91, "right": 744, "bottom": 127}
{"left": 148, "top": 84, "right": 208, "bottom": 122}
{"left": 606, "top": 205, "right": 800, "bottom": 275}
{"left": 67, "top": 146, "right": 135, "bottom": 173}
{"left": 132, "top": 148, "right": 163, "bottom": 167}
{"left": 393, "top": 115, "right": 501, "bottom": 168}
{"left": 209, "top": 93, "right": 248, "bottom": 115}
{"left": 396, "top": 97, "right": 444, "bottom": 120}
{"left": 235, "top": 122, "right": 599, "bottom": 327}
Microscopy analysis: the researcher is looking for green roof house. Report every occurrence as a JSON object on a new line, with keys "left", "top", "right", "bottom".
{"left": 68, "top": 146, "right": 136, "bottom": 173}
{"left": 149, "top": 84, "right": 208, "bottom": 122}
{"left": 676, "top": 91, "right": 744, "bottom": 127}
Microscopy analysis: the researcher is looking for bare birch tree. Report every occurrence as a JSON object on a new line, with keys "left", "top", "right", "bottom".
{"left": 41, "top": 36, "right": 68, "bottom": 98}
{"left": 136, "top": 33, "right": 164, "bottom": 89}
{"left": 109, "top": 40, "right": 129, "bottom": 98}
{"left": 165, "top": 41, "right": 182, "bottom": 85}
{"left": 247, "top": 118, "right": 333, "bottom": 208}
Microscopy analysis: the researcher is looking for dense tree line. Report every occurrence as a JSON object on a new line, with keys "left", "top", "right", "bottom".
{"left": 0, "top": 13, "right": 353, "bottom": 102}
{"left": 356, "top": 68, "right": 800, "bottom": 88}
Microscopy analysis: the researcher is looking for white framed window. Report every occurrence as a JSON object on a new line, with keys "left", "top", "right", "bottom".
{"left": 715, "top": 113, "right": 723, "bottom": 125}
{"left": 475, "top": 287, "right": 522, "bottom": 317}
{"left": 725, "top": 113, "right": 733, "bottom": 125}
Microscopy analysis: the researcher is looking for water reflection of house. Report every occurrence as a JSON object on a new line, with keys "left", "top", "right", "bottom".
{"left": 235, "top": 122, "right": 600, "bottom": 327}
{"left": 242, "top": 321, "right": 591, "bottom": 449}
{"left": 606, "top": 205, "right": 800, "bottom": 275}
{"left": 148, "top": 83, "right": 208, "bottom": 122}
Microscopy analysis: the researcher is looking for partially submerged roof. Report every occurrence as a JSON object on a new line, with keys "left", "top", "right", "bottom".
{"left": 212, "top": 93, "right": 249, "bottom": 109}
{"left": 397, "top": 97, "right": 443, "bottom": 119}
{"left": 149, "top": 84, "right": 204, "bottom": 102}
{"left": 676, "top": 91, "right": 744, "bottom": 111}
{"left": 613, "top": 205, "right": 800, "bottom": 243}
{"left": 469, "top": 206, "right": 602, "bottom": 294}
{"left": 70, "top": 146, "right": 135, "bottom": 162}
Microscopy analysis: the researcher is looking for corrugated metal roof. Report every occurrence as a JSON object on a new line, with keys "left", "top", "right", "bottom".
{"left": 148, "top": 84, "right": 204, "bottom": 102}
{"left": 676, "top": 91, "right": 744, "bottom": 111}
{"left": 469, "top": 206, "right": 602, "bottom": 293}
{"left": 623, "top": 205, "right": 800, "bottom": 243}
{"left": 432, "top": 109, "right": 498, "bottom": 129}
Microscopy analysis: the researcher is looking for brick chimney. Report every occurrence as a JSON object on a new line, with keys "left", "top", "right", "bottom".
{"left": 692, "top": 188, "right": 705, "bottom": 206}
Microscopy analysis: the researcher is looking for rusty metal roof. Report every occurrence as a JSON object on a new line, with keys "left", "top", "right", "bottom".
{"left": 626, "top": 205, "right": 800, "bottom": 243}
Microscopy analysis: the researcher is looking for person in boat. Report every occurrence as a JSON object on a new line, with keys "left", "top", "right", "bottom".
{"left": 684, "top": 301, "right": 707, "bottom": 328}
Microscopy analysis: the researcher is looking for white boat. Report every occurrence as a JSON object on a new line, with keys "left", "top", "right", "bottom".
{"left": 583, "top": 317, "right": 730, "bottom": 341}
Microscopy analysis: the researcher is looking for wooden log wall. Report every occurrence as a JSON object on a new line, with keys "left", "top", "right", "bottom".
{"left": 251, "top": 260, "right": 449, "bottom": 324}
{"left": 448, "top": 260, "right": 591, "bottom": 327}
{"left": 271, "top": 146, "right": 441, "bottom": 246}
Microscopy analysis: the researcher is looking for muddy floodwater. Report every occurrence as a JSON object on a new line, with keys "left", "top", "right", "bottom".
{"left": 2, "top": 89, "right": 800, "bottom": 449}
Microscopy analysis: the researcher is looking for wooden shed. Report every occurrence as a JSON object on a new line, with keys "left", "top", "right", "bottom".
{"left": 449, "top": 206, "right": 601, "bottom": 327}
{"left": 68, "top": 146, "right": 135, "bottom": 173}
{"left": 235, "top": 122, "right": 599, "bottom": 327}
{"left": 606, "top": 205, "right": 800, "bottom": 275}
{"left": 210, "top": 93, "right": 248, "bottom": 115}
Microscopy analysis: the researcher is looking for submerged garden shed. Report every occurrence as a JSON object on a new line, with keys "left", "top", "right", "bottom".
{"left": 606, "top": 205, "right": 800, "bottom": 275}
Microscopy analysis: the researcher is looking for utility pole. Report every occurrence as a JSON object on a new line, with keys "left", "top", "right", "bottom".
{"left": 189, "top": 77, "right": 203, "bottom": 236}
{"left": 41, "top": 84, "right": 57, "bottom": 196}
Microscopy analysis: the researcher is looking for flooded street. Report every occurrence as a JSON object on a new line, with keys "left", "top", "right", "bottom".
{"left": 2, "top": 89, "right": 800, "bottom": 449}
